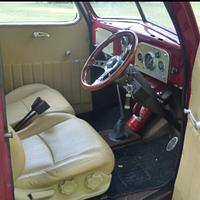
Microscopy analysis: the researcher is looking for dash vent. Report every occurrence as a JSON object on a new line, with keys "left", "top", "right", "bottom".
{"left": 150, "top": 34, "right": 155, "bottom": 37}
{"left": 150, "top": 33, "right": 164, "bottom": 41}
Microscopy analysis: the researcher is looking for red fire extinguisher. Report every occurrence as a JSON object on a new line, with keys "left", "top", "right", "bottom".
{"left": 126, "top": 103, "right": 152, "bottom": 132}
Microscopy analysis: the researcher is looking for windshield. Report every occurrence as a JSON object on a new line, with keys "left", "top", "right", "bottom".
{"left": 139, "top": 2, "right": 176, "bottom": 34}
{"left": 89, "top": 1, "right": 176, "bottom": 34}
{"left": 90, "top": 2, "right": 141, "bottom": 20}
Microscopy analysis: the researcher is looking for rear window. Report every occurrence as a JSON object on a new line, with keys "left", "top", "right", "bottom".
{"left": 0, "top": 1, "right": 78, "bottom": 24}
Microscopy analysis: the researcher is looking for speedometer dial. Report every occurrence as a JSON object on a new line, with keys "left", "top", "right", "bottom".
{"left": 144, "top": 53, "right": 155, "bottom": 70}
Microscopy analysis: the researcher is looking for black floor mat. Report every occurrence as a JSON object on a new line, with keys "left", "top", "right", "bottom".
{"left": 78, "top": 106, "right": 132, "bottom": 131}
{"left": 104, "top": 134, "right": 179, "bottom": 199}
{"left": 78, "top": 106, "right": 120, "bottom": 131}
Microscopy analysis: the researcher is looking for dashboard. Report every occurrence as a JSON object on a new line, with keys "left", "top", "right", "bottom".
{"left": 94, "top": 24, "right": 183, "bottom": 89}
{"left": 135, "top": 42, "right": 170, "bottom": 84}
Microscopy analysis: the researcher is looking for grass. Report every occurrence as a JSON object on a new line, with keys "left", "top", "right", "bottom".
{"left": 0, "top": 1, "right": 199, "bottom": 30}
{"left": 91, "top": 2, "right": 176, "bottom": 32}
{"left": 0, "top": 2, "right": 77, "bottom": 22}
{"left": 191, "top": 2, "right": 200, "bottom": 25}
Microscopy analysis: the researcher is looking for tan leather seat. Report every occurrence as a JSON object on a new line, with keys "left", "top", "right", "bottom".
{"left": 6, "top": 84, "right": 75, "bottom": 126}
{"left": 9, "top": 113, "right": 115, "bottom": 200}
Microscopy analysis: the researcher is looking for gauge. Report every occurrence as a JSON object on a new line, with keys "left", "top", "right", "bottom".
{"left": 144, "top": 52, "right": 155, "bottom": 70}
{"left": 137, "top": 52, "right": 143, "bottom": 62}
{"left": 158, "top": 60, "right": 165, "bottom": 72}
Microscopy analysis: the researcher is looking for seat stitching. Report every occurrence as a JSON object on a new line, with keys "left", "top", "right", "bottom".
{"left": 20, "top": 88, "right": 48, "bottom": 110}
{"left": 7, "top": 87, "right": 49, "bottom": 104}
{"left": 22, "top": 88, "right": 49, "bottom": 101}
{"left": 18, "top": 119, "right": 72, "bottom": 140}
{"left": 21, "top": 99, "right": 31, "bottom": 111}
{"left": 19, "top": 149, "right": 109, "bottom": 179}
{"left": 37, "top": 134, "right": 56, "bottom": 164}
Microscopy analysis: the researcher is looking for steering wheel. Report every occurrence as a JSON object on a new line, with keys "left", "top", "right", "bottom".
{"left": 81, "top": 30, "right": 138, "bottom": 91}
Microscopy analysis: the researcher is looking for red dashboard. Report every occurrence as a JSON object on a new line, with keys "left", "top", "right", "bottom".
{"left": 92, "top": 19, "right": 184, "bottom": 89}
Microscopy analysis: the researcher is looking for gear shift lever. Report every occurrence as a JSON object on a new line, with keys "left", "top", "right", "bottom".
{"left": 109, "top": 83, "right": 129, "bottom": 141}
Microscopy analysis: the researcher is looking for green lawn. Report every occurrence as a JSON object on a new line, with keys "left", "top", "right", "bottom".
{"left": 92, "top": 2, "right": 200, "bottom": 29}
{"left": 191, "top": 2, "right": 200, "bottom": 26}
{"left": 0, "top": 1, "right": 199, "bottom": 30}
{"left": 0, "top": 2, "right": 77, "bottom": 22}
{"left": 91, "top": 2, "right": 176, "bottom": 32}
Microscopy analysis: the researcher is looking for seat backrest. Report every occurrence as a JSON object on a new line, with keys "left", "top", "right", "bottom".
{"left": 9, "top": 125, "right": 25, "bottom": 181}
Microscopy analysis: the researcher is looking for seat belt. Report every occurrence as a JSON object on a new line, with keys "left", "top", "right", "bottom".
{"left": 14, "top": 97, "right": 50, "bottom": 131}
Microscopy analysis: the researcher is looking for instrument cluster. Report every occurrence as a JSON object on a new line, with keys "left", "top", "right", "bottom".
{"left": 134, "top": 42, "right": 170, "bottom": 83}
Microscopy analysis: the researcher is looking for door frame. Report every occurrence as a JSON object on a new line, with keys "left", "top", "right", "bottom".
{"left": 0, "top": 51, "right": 14, "bottom": 200}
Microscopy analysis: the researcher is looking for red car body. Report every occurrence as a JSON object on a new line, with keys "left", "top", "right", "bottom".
{"left": 0, "top": 2, "right": 199, "bottom": 200}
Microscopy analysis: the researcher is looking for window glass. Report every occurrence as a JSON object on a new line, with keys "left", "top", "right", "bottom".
{"left": 90, "top": 2, "right": 141, "bottom": 20}
{"left": 0, "top": 1, "right": 78, "bottom": 23}
{"left": 191, "top": 2, "right": 200, "bottom": 27}
{"left": 139, "top": 2, "right": 176, "bottom": 34}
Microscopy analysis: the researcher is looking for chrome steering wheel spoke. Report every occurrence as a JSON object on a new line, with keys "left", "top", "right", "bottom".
{"left": 92, "top": 56, "right": 122, "bottom": 85}
{"left": 92, "top": 70, "right": 109, "bottom": 85}
{"left": 120, "top": 44, "right": 132, "bottom": 60}
{"left": 92, "top": 60, "right": 107, "bottom": 70}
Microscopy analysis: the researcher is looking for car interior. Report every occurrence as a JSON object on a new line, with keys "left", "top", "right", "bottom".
{"left": 0, "top": 2, "right": 190, "bottom": 200}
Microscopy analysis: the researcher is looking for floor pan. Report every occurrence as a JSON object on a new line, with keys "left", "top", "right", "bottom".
{"left": 102, "top": 133, "right": 179, "bottom": 199}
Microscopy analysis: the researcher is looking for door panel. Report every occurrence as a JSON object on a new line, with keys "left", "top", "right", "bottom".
{"left": 0, "top": 8, "right": 92, "bottom": 113}
{"left": 173, "top": 45, "right": 200, "bottom": 200}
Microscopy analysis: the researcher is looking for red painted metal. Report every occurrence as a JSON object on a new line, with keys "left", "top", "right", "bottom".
{"left": 145, "top": 76, "right": 168, "bottom": 92}
{"left": 167, "top": 2, "right": 200, "bottom": 105}
{"left": 126, "top": 106, "right": 152, "bottom": 132}
{"left": 83, "top": 2, "right": 184, "bottom": 88}
{"left": 83, "top": 2, "right": 199, "bottom": 92}
{"left": 0, "top": 2, "right": 198, "bottom": 200}
{"left": 0, "top": 96, "right": 13, "bottom": 200}
{"left": 82, "top": 3, "right": 200, "bottom": 200}
{"left": 159, "top": 191, "right": 172, "bottom": 200}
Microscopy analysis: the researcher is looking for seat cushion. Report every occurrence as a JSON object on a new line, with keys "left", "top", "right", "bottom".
{"left": 6, "top": 84, "right": 75, "bottom": 126}
{"left": 15, "top": 114, "right": 115, "bottom": 189}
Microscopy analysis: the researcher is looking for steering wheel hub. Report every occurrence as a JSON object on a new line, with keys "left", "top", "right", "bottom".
{"left": 107, "top": 56, "right": 119, "bottom": 68}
